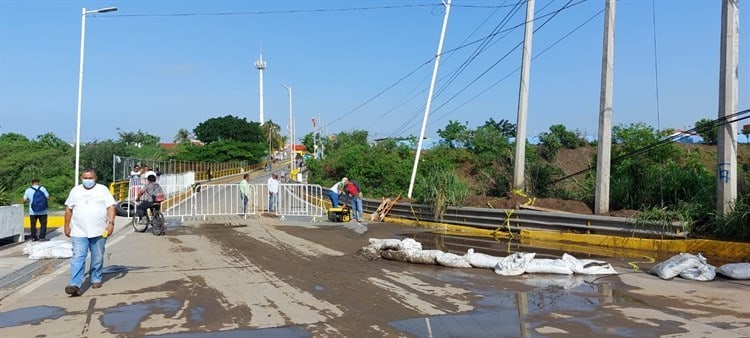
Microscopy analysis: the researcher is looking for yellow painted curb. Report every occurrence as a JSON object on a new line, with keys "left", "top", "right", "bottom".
{"left": 23, "top": 215, "right": 64, "bottom": 229}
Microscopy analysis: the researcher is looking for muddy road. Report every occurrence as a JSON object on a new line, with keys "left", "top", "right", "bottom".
{"left": 0, "top": 217, "right": 748, "bottom": 337}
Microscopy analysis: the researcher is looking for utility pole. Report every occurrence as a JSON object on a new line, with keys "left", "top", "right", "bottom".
{"left": 255, "top": 53, "right": 267, "bottom": 125}
{"left": 512, "top": 0, "right": 535, "bottom": 192}
{"left": 407, "top": 0, "right": 452, "bottom": 198}
{"left": 717, "top": 0, "right": 739, "bottom": 215}
{"left": 595, "top": 0, "right": 616, "bottom": 215}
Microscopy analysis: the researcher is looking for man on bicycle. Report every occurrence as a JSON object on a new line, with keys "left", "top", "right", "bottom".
{"left": 136, "top": 175, "right": 164, "bottom": 221}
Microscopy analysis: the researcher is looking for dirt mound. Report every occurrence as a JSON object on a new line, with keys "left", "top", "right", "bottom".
{"left": 463, "top": 194, "right": 593, "bottom": 214}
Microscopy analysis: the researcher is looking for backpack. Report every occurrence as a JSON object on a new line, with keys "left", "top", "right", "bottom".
{"left": 30, "top": 187, "right": 48, "bottom": 212}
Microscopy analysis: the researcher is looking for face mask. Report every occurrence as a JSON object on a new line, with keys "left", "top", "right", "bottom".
{"left": 82, "top": 179, "right": 96, "bottom": 189}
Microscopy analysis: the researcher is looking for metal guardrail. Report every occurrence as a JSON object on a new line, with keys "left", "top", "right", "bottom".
{"left": 359, "top": 198, "right": 688, "bottom": 239}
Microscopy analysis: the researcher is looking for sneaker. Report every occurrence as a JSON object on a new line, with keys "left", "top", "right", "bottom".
{"left": 31, "top": 237, "right": 39, "bottom": 242}
{"left": 65, "top": 285, "right": 82, "bottom": 297}
{"left": 92, "top": 282, "right": 102, "bottom": 289}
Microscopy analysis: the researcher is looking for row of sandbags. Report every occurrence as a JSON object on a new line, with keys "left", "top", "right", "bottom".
{"left": 364, "top": 238, "right": 618, "bottom": 275}
{"left": 648, "top": 253, "right": 750, "bottom": 281}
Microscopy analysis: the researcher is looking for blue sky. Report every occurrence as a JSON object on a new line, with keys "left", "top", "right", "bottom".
{"left": 1, "top": 0, "right": 748, "bottom": 145}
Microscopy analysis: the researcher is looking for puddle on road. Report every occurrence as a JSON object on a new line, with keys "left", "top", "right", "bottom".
{"left": 101, "top": 298, "right": 182, "bottom": 334}
{"left": 0, "top": 305, "right": 66, "bottom": 327}
{"left": 389, "top": 276, "right": 651, "bottom": 337}
{"left": 386, "top": 232, "right": 676, "bottom": 337}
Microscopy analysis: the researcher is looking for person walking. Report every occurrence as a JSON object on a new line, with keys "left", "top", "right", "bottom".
{"left": 239, "top": 173, "right": 251, "bottom": 214}
{"left": 63, "top": 168, "right": 116, "bottom": 296}
{"left": 23, "top": 179, "right": 50, "bottom": 241}
{"left": 327, "top": 177, "right": 348, "bottom": 208}
{"left": 267, "top": 174, "right": 280, "bottom": 212}
{"left": 345, "top": 179, "right": 364, "bottom": 223}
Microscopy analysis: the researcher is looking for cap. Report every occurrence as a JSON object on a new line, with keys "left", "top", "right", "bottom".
{"left": 342, "top": 177, "right": 348, "bottom": 182}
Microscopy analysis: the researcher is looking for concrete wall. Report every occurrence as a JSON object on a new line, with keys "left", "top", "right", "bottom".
{"left": 0, "top": 205, "right": 24, "bottom": 243}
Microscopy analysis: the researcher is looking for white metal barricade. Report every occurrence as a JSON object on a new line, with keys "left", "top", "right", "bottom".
{"left": 277, "top": 183, "right": 325, "bottom": 219}
{"left": 193, "top": 184, "right": 258, "bottom": 219}
{"left": 126, "top": 183, "right": 195, "bottom": 219}
{"left": 125, "top": 182, "right": 323, "bottom": 221}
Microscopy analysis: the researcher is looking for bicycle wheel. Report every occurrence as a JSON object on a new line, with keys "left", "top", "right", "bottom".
{"left": 132, "top": 215, "right": 149, "bottom": 233}
{"left": 150, "top": 212, "right": 165, "bottom": 236}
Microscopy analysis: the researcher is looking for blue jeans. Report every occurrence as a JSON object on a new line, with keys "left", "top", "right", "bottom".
{"left": 70, "top": 236, "right": 106, "bottom": 287}
{"left": 327, "top": 191, "right": 340, "bottom": 207}
{"left": 241, "top": 194, "right": 248, "bottom": 213}
{"left": 351, "top": 195, "right": 363, "bottom": 221}
{"left": 268, "top": 192, "right": 277, "bottom": 212}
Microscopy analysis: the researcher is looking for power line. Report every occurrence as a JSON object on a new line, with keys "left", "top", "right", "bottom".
{"left": 390, "top": 0, "right": 586, "bottom": 137}
{"left": 550, "top": 109, "right": 750, "bottom": 185}
{"left": 109, "top": 4, "right": 439, "bottom": 17}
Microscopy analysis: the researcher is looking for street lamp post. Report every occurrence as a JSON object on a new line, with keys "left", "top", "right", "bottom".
{"left": 282, "top": 84, "right": 295, "bottom": 175}
{"left": 74, "top": 6, "right": 118, "bottom": 186}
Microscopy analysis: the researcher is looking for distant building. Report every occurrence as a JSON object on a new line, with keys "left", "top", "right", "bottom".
{"left": 664, "top": 129, "right": 703, "bottom": 144}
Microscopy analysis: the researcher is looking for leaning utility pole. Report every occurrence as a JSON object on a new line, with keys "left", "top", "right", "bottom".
{"left": 595, "top": 0, "right": 616, "bottom": 215}
{"left": 512, "top": 0, "right": 535, "bottom": 192}
{"left": 407, "top": 0, "right": 452, "bottom": 198}
{"left": 717, "top": 0, "right": 739, "bottom": 215}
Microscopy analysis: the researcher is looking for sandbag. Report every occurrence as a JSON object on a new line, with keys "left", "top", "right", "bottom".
{"left": 716, "top": 263, "right": 750, "bottom": 280}
{"left": 465, "top": 249, "right": 504, "bottom": 269}
{"left": 367, "top": 238, "right": 422, "bottom": 251}
{"left": 649, "top": 253, "right": 715, "bottom": 281}
{"left": 493, "top": 252, "right": 536, "bottom": 276}
{"left": 679, "top": 264, "right": 716, "bottom": 282}
{"left": 525, "top": 258, "right": 574, "bottom": 275}
{"left": 23, "top": 240, "right": 72, "bottom": 259}
{"left": 381, "top": 249, "right": 443, "bottom": 265}
{"left": 561, "top": 253, "right": 618, "bottom": 275}
{"left": 436, "top": 252, "right": 472, "bottom": 268}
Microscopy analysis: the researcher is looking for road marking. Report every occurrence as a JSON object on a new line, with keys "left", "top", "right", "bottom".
{"left": 0, "top": 226, "right": 131, "bottom": 304}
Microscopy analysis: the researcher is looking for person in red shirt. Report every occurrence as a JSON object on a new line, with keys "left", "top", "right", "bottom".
{"left": 345, "top": 180, "right": 363, "bottom": 222}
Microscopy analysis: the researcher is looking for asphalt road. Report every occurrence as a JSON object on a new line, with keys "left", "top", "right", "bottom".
{"left": 0, "top": 216, "right": 749, "bottom": 337}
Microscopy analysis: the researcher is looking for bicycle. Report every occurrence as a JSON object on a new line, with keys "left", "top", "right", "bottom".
{"left": 132, "top": 202, "right": 165, "bottom": 236}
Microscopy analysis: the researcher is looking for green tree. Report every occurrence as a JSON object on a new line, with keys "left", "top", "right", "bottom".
{"left": 538, "top": 124, "right": 585, "bottom": 161}
{"left": 118, "top": 129, "right": 160, "bottom": 147}
{"left": 79, "top": 140, "right": 129, "bottom": 184}
{"left": 173, "top": 140, "right": 265, "bottom": 163}
{"left": 194, "top": 115, "right": 264, "bottom": 144}
{"left": 261, "top": 120, "right": 285, "bottom": 154}
{"left": 437, "top": 120, "right": 471, "bottom": 148}
{"left": 694, "top": 118, "right": 718, "bottom": 145}
{"left": 0, "top": 133, "right": 74, "bottom": 207}
{"left": 174, "top": 128, "right": 192, "bottom": 143}
{"left": 328, "top": 130, "right": 369, "bottom": 152}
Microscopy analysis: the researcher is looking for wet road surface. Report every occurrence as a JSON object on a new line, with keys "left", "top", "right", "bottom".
{"left": 1, "top": 216, "right": 749, "bottom": 337}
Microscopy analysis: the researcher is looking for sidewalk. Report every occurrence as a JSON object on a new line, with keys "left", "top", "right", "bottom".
{"left": 0, "top": 216, "right": 131, "bottom": 300}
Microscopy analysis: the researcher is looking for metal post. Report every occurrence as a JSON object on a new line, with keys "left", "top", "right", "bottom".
{"left": 512, "top": 0, "right": 535, "bottom": 191}
{"left": 407, "top": 0, "right": 452, "bottom": 198}
{"left": 717, "top": 0, "right": 739, "bottom": 215}
{"left": 74, "top": 8, "right": 87, "bottom": 186}
{"left": 595, "top": 0, "right": 615, "bottom": 215}
{"left": 255, "top": 53, "right": 266, "bottom": 125}
{"left": 74, "top": 7, "right": 117, "bottom": 186}
{"left": 282, "top": 84, "right": 295, "bottom": 174}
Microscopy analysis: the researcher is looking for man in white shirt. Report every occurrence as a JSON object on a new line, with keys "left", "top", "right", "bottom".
{"left": 63, "top": 168, "right": 116, "bottom": 296}
{"left": 327, "top": 177, "right": 348, "bottom": 208}
{"left": 267, "top": 174, "right": 280, "bottom": 212}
